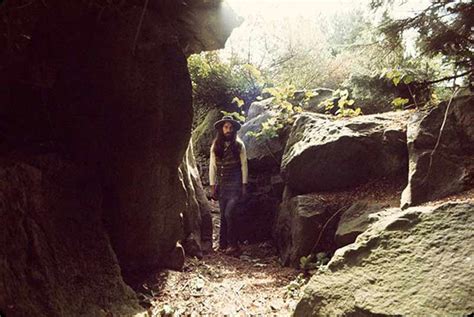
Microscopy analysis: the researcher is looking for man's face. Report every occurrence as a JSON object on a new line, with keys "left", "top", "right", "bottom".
{"left": 222, "top": 122, "right": 234, "bottom": 139}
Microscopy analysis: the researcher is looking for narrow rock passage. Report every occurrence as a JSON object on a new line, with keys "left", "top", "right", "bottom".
{"left": 137, "top": 201, "right": 302, "bottom": 316}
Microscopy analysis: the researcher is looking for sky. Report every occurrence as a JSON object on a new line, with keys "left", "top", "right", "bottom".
{"left": 222, "top": 0, "right": 431, "bottom": 60}
{"left": 227, "top": 0, "right": 365, "bottom": 18}
{"left": 226, "top": 0, "right": 431, "bottom": 19}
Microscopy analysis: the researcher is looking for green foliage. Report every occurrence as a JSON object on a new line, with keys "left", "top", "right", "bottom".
{"left": 284, "top": 274, "right": 308, "bottom": 299}
{"left": 382, "top": 68, "right": 414, "bottom": 87}
{"left": 246, "top": 84, "right": 306, "bottom": 139}
{"left": 391, "top": 97, "right": 409, "bottom": 110}
{"left": 299, "top": 252, "right": 330, "bottom": 274}
{"left": 219, "top": 97, "right": 247, "bottom": 123}
{"left": 383, "top": 67, "right": 417, "bottom": 109}
{"left": 188, "top": 52, "right": 264, "bottom": 112}
{"left": 232, "top": 96, "right": 245, "bottom": 108}
{"left": 346, "top": 56, "right": 439, "bottom": 112}
{"left": 347, "top": 73, "right": 399, "bottom": 104}
{"left": 221, "top": 110, "right": 246, "bottom": 123}
{"left": 319, "top": 89, "right": 362, "bottom": 117}
{"left": 381, "top": 65, "right": 435, "bottom": 109}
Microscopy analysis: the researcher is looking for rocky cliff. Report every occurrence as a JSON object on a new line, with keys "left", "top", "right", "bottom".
{"left": 0, "top": 1, "right": 239, "bottom": 316}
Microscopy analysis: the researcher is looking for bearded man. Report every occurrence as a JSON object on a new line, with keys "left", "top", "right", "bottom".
{"left": 209, "top": 116, "right": 248, "bottom": 255}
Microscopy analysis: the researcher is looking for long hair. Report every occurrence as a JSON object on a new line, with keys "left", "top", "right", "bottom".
{"left": 212, "top": 128, "right": 241, "bottom": 159}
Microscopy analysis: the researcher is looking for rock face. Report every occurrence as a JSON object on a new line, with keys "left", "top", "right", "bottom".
{"left": 67, "top": 8, "right": 191, "bottom": 275}
{"left": 0, "top": 155, "right": 142, "bottom": 317}
{"left": 1, "top": 1, "right": 239, "bottom": 315}
{"left": 239, "top": 109, "right": 285, "bottom": 171}
{"left": 247, "top": 98, "right": 275, "bottom": 120}
{"left": 274, "top": 110, "right": 410, "bottom": 266}
{"left": 295, "top": 201, "right": 474, "bottom": 317}
{"left": 273, "top": 178, "right": 405, "bottom": 267}
{"left": 273, "top": 194, "right": 343, "bottom": 267}
{"left": 177, "top": 0, "right": 243, "bottom": 56}
{"left": 281, "top": 111, "right": 410, "bottom": 195}
{"left": 192, "top": 108, "right": 222, "bottom": 184}
{"left": 294, "top": 88, "right": 334, "bottom": 114}
{"left": 236, "top": 104, "right": 287, "bottom": 242}
{"left": 335, "top": 201, "right": 390, "bottom": 248}
{"left": 179, "top": 138, "right": 213, "bottom": 258}
{"left": 22, "top": 0, "right": 239, "bottom": 275}
{"left": 401, "top": 96, "right": 474, "bottom": 208}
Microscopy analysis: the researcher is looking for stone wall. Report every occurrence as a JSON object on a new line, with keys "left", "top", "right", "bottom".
{"left": 0, "top": 155, "right": 142, "bottom": 317}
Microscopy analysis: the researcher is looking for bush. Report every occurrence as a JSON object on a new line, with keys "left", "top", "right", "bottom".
{"left": 188, "top": 52, "right": 264, "bottom": 127}
{"left": 246, "top": 84, "right": 307, "bottom": 139}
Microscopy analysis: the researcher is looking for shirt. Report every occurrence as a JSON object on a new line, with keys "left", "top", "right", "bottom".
{"left": 209, "top": 138, "right": 248, "bottom": 186}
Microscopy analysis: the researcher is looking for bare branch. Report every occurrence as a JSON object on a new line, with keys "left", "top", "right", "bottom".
{"left": 425, "top": 70, "right": 472, "bottom": 85}
{"left": 132, "top": 0, "right": 150, "bottom": 56}
{"left": 425, "top": 88, "right": 461, "bottom": 180}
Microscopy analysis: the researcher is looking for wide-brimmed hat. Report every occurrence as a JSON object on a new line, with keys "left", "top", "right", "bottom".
{"left": 214, "top": 116, "right": 242, "bottom": 131}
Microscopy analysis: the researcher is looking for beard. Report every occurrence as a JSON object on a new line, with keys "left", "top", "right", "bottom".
{"left": 224, "top": 133, "right": 233, "bottom": 141}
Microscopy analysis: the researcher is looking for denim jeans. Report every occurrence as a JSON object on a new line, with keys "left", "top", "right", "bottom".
{"left": 218, "top": 195, "right": 240, "bottom": 248}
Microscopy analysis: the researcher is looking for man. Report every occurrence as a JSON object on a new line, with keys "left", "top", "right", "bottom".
{"left": 209, "top": 116, "right": 248, "bottom": 255}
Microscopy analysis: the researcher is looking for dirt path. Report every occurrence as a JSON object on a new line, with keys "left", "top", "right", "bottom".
{"left": 137, "top": 201, "right": 302, "bottom": 316}
{"left": 134, "top": 188, "right": 474, "bottom": 316}
{"left": 141, "top": 244, "right": 301, "bottom": 316}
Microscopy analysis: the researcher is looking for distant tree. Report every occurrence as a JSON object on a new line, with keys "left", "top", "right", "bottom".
{"left": 187, "top": 51, "right": 265, "bottom": 126}
{"left": 223, "top": 8, "right": 386, "bottom": 90}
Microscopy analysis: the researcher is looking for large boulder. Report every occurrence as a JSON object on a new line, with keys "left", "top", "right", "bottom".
{"left": 235, "top": 103, "right": 287, "bottom": 243}
{"left": 293, "top": 88, "right": 334, "bottom": 114}
{"left": 273, "top": 194, "right": 344, "bottom": 267}
{"left": 335, "top": 201, "right": 390, "bottom": 248}
{"left": 295, "top": 201, "right": 474, "bottom": 317}
{"left": 274, "top": 180, "right": 406, "bottom": 268}
{"left": 281, "top": 111, "right": 410, "bottom": 195}
{"left": 1, "top": 1, "right": 240, "bottom": 315}
{"left": 73, "top": 8, "right": 191, "bottom": 275}
{"left": 238, "top": 109, "right": 285, "bottom": 172}
{"left": 16, "top": 4, "right": 195, "bottom": 277}
{"left": 401, "top": 95, "right": 474, "bottom": 208}
{"left": 0, "top": 155, "right": 142, "bottom": 317}
{"left": 246, "top": 98, "right": 274, "bottom": 120}
{"left": 237, "top": 188, "right": 281, "bottom": 243}
{"left": 26, "top": 0, "right": 238, "bottom": 276}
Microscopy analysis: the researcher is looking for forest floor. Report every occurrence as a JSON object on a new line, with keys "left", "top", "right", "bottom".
{"left": 137, "top": 200, "right": 303, "bottom": 316}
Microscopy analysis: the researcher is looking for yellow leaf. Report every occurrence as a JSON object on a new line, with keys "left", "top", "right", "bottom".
{"left": 232, "top": 97, "right": 245, "bottom": 108}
